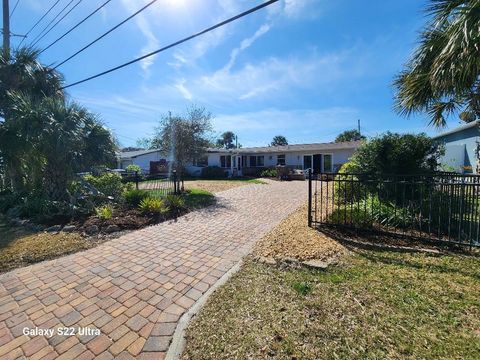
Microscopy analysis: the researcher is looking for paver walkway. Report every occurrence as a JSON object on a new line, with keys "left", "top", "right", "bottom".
{"left": 0, "top": 180, "right": 307, "bottom": 359}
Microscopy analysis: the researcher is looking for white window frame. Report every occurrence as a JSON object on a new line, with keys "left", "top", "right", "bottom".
{"left": 277, "top": 154, "right": 286, "bottom": 166}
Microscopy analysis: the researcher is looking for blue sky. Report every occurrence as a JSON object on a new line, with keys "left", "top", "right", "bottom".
{"left": 11, "top": 0, "right": 461, "bottom": 147}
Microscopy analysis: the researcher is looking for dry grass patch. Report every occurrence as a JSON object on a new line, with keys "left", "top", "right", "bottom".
{"left": 183, "top": 179, "right": 265, "bottom": 193}
{"left": 254, "top": 203, "right": 347, "bottom": 261}
{"left": 0, "top": 218, "right": 95, "bottom": 273}
{"left": 183, "top": 252, "right": 480, "bottom": 360}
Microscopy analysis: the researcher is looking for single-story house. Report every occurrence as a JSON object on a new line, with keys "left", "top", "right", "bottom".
{"left": 433, "top": 120, "right": 480, "bottom": 174}
{"left": 202, "top": 141, "right": 361, "bottom": 177}
{"left": 117, "top": 149, "right": 172, "bottom": 174}
{"left": 117, "top": 140, "right": 361, "bottom": 176}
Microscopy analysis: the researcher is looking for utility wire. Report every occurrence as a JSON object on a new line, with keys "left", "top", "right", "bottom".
{"left": 10, "top": 0, "right": 20, "bottom": 18}
{"left": 40, "top": 0, "right": 113, "bottom": 54}
{"left": 30, "top": 0, "right": 81, "bottom": 47}
{"left": 19, "top": 0, "right": 62, "bottom": 46}
{"left": 61, "top": 0, "right": 280, "bottom": 89}
{"left": 54, "top": 0, "right": 160, "bottom": 70}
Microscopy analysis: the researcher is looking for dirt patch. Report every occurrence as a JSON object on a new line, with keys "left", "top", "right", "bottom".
{"left": 77, "top": 209, "right": 154, "bottom": 233}
{"left": 253, "top": 203, "right": 348, "bottom": 262}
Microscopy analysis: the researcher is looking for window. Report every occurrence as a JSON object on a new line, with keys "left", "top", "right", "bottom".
{"left": 323, "top": 154, "right": 333, "bottom": 172}
{"left": 249, "top": 155, "right": 264, "bottom": 167}
{"left": 277, "top": 154, "right": 286, "bottom": 166}
{"left": 220, "top": 155, "right": 231, "bottom": 168}
{"left": 193, "top": 156, "right": 208, "bottom": 167}
{"left": 257, "top": 156, "right": 264, "bottom": 167}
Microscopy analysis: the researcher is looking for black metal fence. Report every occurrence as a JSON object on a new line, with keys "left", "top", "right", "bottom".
{"left": 308, "top": 171, "right": 480, "bottom": 247}
{"left": 121, "top": 171, "right": 180, "bottom": 196}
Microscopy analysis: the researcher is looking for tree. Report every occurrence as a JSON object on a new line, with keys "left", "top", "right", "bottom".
{"left": 216, "top": 131, "right": 238, "bottom": 149}
{"left": 150, "top": 107, "right": 213, "bottom": 176}
{"left": 270, "top": 135, "right": 288, "bottom": 146}
{"left": 0, "top": 47, "right": 64, "bottom": 191}
{"left": 2, "top": 92, "right": 118, "bottom": 200}
{"left": 394, "top": 1, "right": 480, "bottom": 127}
{"left": 348, "top": 132, "right": 442, "bottom": 176}
{"left": 335, "top": 129, "right": 366, "bottom": 142}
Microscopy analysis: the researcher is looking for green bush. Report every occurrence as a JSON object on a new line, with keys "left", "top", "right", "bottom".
{"left": 123, "top": 189, "right": 149, "bottom": 208}
{"left": 201, "top": 166, "right": 227, "bottom": 179}
{"left": 163, "top": 195, "right": 186, "bottom": 217}
{"left": 260, "top": 168, "right": 278, "bottom": 178}
{"left": 84, "top": 172, "right": 125, "bottom": 200}
{"left": 125, "top": 164, "right": 141, "bottom": 173}
{"left": 0, "top": 191, "right": 20, "bottom": 213}
{"left": 96, "top": 205, "right": 113, "bottom": 220}
{"left": 334, "top": 161, "right": 366, "bottom": 204}
{"left": 350, "top": 132, "right": 441, "bottom": 176}
{"left": 138, "top": 197, "right": 164, "bottom": 216}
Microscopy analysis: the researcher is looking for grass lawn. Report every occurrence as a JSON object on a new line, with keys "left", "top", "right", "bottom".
{"left": 184, "top": 250, "right": 480, "bottom": 359}
{"left": 138, "top": 178, "right": 266, "bottom": 193}
{"left": 0, "top": 216, "right": 95, "bottom": 273}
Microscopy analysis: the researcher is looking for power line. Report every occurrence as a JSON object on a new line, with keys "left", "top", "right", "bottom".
{"left": 61, "top": 0, "right": 280, "bottom": 89}
{"left": 30, "top": 0, "right": 81, "bottom": 47}
{"left": 18, "top": 0, "right": 62, "bottom": 46}
{"left": 40, "top": 0, "right": 112, "bottom": 54}
{"left": 54, "top": 0, "right": 160, "bottom": 70}
{"left": 10, "top": 0, "right": 19, "bottom": 18}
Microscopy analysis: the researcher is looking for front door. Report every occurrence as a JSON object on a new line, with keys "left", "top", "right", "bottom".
{"left": 313, "top": 154, "right": 322, "bottom": 174}
{"left": 303, "top": 155, "right": 312, "bottom": 170}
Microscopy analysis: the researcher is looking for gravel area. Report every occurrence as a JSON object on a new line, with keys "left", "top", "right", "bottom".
{"left": 253, "top": 202, "right": 348, "bottom": 261}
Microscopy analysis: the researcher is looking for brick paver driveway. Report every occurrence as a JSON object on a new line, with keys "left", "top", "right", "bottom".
{"left": 0, "top": 180, "right": 307, "bottom": 359}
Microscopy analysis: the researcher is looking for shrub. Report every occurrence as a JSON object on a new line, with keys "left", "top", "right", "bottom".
{"left": 163, "top": 195, "right": 186, "bottom": 217}
{"left": 0, "top": 191, "right": 20, "bottom": 213}
{"left": 334, "top": 161, "right": 366, "bottom": 204}
{"left": 261, "top": 168, "right": 278, "bottom": 178}
{"left": 201, "top": 166, "right": 227, "bottom": 179}
{"left": 123, "top": 189, "right": 149, "bottom": 208}
{"left": 84, "top": 172, "right": 124, "bottom": 200}
{"left": 138, "top": 197, "right": 164, "bottom": 216}
{"left": 125, "top": 164, "right": 141, "bottom": 173}
{"left": 96, "top": 205, "right": 113, "bottom": 220}
{"left": 350, "top": 132, "right": 441, "bottom": 176}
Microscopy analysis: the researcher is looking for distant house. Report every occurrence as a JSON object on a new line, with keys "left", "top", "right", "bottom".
{"left": 433, "top": 120, "right": 480, "bottom": 174}
{"left": 204, "top": 141, "right": 361, "bottom": 177}
{"left": 117, "top": 149, "right": 171, "bottom": 174}
{"left": 117, "top": 140, "right": 361, "bottom": 176}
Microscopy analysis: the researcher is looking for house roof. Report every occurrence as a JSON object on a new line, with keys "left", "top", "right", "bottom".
{"left": 117, "top": 149, "right": 161, "bottom": 159}
{"left": 432, "top": 120, "right": 480, "bottom": 139}
{"left": 208, "top": 140, "right": 362, "bottom": 154}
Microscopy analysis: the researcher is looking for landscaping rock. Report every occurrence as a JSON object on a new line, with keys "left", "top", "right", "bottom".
{"left": 301, "top": 259, "right": 328, "bottom": 270}
{"left": 45, "top": 225, "right": 62, "bottom": 232}
{"left": 257, "top": 256, "right": 277, "bottom": 265}
{"left": 62, "top": 225, "right": 76, "bottom": 232}
{"left": 85, "top": 225, "right": 99, "bottom": 235}
{"left": 105, "top": 224, "right": 120, "bottom": 234}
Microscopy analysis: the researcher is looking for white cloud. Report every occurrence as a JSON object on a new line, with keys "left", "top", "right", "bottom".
{"left": 175, "top": 78, "right": 193, "bottom": 100}
{"left": 224, "top": 23, "right": 271, "bottom": 72}
{"left": 267, "top": 0, "right": 322, "bottom": 20}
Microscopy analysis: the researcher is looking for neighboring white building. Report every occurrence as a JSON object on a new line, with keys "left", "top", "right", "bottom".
{"left": 117, "top": 140, "right": 361, "bottom": 176}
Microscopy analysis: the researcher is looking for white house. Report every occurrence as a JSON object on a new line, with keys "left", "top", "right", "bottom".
{"left": 117, "top": 140, "right": 361, "bottom": 176}
{"left": 204, "top": 141, "right": 361, "bottom": 177}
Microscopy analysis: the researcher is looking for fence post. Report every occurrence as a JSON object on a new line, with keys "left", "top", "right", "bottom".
{"left": 135, "top": 171, "right": 139, "bottom": 190}
{"left": 308, "top": 168, "right": 312, "bottom": 227}
{"left": 173, "top": 170, "right": 177, "bottom": 195}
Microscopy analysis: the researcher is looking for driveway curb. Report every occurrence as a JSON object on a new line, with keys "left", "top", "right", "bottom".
{"left": 165, "top": 260, "right": 244, "bottom": 360}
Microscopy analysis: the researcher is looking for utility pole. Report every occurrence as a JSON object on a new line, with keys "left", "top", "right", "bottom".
{"left": 2, "top": 0, "right": 9, "bottom": 59}
{"left": 357, "top": 119, "right": 361, "bottom": 136}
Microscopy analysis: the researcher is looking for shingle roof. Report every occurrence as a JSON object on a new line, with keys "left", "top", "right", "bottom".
{"left": 207, "top": 141, "right": 362, "bottom": 154}
{"left": 431, "top": 120, "right": 480, "bottom": 139}
{"left": 117, "top": 149, "right": 161, "bottom": 159}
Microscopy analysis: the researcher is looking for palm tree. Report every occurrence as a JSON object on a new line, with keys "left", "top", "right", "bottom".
{"left": 0, "top": 47, "right": 64, "bottom": 191}
{"left": 394, "top": 0, "right": 480, "bottom": 127}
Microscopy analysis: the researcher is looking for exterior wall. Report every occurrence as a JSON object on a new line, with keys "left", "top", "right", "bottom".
{"left": 119, "top": 151, "right": 170, "bottom": 173}
{"left": 436, "top": 126, "right": 480, "bottom": 174}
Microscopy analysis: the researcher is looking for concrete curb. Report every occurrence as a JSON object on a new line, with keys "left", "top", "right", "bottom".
{"left": 165, "top": 260, "right": 244, "bottom": 360}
